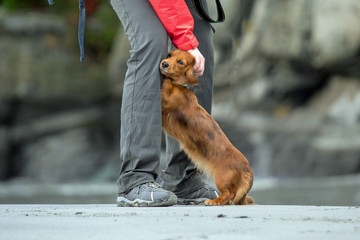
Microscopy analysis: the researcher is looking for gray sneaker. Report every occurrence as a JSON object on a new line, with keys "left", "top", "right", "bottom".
{"left": 117, "top": 182, "right": 177, "bottom": 207}
{"left": 176, "top": 184, "right": 220, "bottom": 205}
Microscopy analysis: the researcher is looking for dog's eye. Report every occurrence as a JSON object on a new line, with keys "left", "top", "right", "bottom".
{"left": 167, "top": 53, "right": 172, "bottom": 58}
{"left": 177, "top": 60, "right": 184, "bottom": 65}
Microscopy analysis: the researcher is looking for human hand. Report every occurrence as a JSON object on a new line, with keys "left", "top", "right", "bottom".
{"left": 187, "top": 48, "right": 205, "bottom": 77}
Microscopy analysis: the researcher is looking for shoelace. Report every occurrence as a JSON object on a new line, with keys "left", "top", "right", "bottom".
{"left": 48, "top": 0, "right": 85, "bottom": 62}
{"left": 146, "top": 182, "right": 160, "bottom": 189}
{"left": 132, "top": 182, "right": 160, "bottom": 194}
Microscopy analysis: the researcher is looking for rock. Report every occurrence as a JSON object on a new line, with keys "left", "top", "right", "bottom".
{"left": 235, "top": 0, "right": 360, "bottom": 72}
{"left": 310, "top": 0, "right": 360, "bottom": 68}
{"left": 258, "top": 0, "right": 311, "bottom": 61}
{"left": 10, "top": 108, "right": 103, "bottom": 143}
{"left": 0, "top": 99, "right": 11, "bottom": 124}
{"left": 0, "top": 128, "right": 9, "bottom": 180}
{"left": 213, "top": 75, "right": 360, "bottom": 178}
{"left": 0, "top": 12, "right": 64, "bottom": 35}
{"left": 231, "top": 60, "right": 324, "bottom": 112}
{"left": 6, "top": 106, "right": 120, "bottom": 182}
{"left": 311, "top": 126, "right": 360, "bottom": 175}
{"left": 215, "top": 116, "right": 360, "bottom": 178}
{"left": 235, "top": 0, "right": 309, "bottom": 64}
{"left": 211, "top": 0, "right": 255, "bottom": 87}
{"left": 21, "top": 127, "right": 113, "bottom": 182}
{"left": 210, "top": 0, "right": 360, "bottom": 178}
{"left": 211, "top": 0, "right": 252, "bottom": 67}
{"left": 10, "top": 98, "right": 96, "bottom": 126}
{"left": 298, "top": 76, "right": 360, "bottom": 125}
{"left": 0, "top": 10, "right": 121, "bottom": 182}
{"left": 0, "top": 12, "right": 109, "bottom": 100}
{"left": 326, "top": 80, "right": 360, "bottom": 126}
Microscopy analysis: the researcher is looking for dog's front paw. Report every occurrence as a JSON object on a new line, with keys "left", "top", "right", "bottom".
{"left": 204, "top": 199, "right": 223, "bottom": 206}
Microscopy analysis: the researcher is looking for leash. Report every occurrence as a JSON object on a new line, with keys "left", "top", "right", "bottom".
{"left": 78, "top": 0, "right": 85, "bottom": 62}
{"left": 192, "top": 0, "right": 225, "bottom": 23}
{"left": 48, "top": 0, "right": 85, "bottom": 62}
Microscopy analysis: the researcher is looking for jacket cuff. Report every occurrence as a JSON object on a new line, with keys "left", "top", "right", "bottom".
{"left": 175, "top": 37, "right": 199, "bottom": 51}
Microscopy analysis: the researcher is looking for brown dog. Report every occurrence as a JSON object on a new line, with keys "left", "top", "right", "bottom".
{"left": 160, "top": 50, "right": 254, "bottom": 205}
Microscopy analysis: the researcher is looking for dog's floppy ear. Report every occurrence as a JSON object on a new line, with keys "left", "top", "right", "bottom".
{"left": 185, "top": 66, "right": 199, "bottom": 85}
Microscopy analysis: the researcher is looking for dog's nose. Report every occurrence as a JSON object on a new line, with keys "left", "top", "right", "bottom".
{"left": 162, "top": 61, "right": 169, "bottom": 68}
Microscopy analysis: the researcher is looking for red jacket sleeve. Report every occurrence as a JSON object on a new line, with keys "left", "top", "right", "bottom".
{"left": 149, "top": 0, "right": 199, "bottom": 51}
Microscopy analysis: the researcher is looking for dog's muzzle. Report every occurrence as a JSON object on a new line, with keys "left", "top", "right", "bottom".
{"left": 162, "top": 61, "right": 169, "bottom": 69}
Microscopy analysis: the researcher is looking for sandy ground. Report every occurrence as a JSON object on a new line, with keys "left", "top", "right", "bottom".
{"left": 1, "top": 204, "right": 359, "bottom": 240}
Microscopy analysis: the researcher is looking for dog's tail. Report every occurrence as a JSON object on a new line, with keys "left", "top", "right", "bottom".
{"left": 234, "top": 170, "right": 254, "bottom": 205}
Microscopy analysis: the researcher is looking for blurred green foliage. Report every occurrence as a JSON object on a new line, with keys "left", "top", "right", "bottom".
{"left": 0, "top": 0, "right": 119, "bottom": 61}
{"left": 86, "top": 4, "right": 119, "bottom": 60}
{"left": 0, "top": 0, "right": 76, "bottom": 13}
{"left": 0, "top": 0, "right": 42, "bottom": 10}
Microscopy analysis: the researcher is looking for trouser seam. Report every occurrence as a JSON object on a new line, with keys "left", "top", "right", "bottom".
{"left": 118, "top": 0, "right": 140, "bottom": 167}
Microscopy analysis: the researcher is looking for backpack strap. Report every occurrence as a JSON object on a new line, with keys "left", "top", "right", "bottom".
{"left": 48, "top": 0, "right": 86, "bottom": 62}
{"left": 78, "top": 0, "right": 85, "bottom": 62}
{"left": 192, "top": 0, "right": 225, "bottom": 23}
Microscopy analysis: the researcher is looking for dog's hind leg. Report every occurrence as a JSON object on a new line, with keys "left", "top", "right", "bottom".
{"left": 234, "top": 172, "right": 254, "bottom": 205}
{"left": 237, "top": 194, "right": 255, "bottom": 205}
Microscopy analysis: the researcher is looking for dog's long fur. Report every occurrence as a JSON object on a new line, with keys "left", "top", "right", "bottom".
{"left": 160, "top": 50, "right": 254, "bottom": 205}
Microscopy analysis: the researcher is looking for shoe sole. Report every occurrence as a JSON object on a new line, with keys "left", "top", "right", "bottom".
{"left": 116, "top": 194, "right": 177, "bottom": 207}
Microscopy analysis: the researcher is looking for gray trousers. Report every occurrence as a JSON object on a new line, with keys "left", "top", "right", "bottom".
{"left": 110, "top": 0, "right": 214, "bottom": 195}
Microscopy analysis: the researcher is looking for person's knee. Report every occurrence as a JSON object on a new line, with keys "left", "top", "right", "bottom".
{"left": 138, "top": 29, "right": 168, "bottom": 58}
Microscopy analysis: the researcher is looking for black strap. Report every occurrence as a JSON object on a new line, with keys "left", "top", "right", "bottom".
{"left": 192, "top": 0, "right": 225, "bottom": 23}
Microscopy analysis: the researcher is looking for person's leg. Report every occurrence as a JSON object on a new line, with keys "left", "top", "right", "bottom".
{"left": 110, "top": 0, "right": 176, "bottom": 206}
{"left": 159, "top": 0, "right": 218, "bottom": 202}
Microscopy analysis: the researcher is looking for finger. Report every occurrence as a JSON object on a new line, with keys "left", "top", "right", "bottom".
{"left": 197, "top": 59, "right": 204, "bottom": 76}
{"left": 195, "top": 60, "right": 202, "bottom": 74}
{"left": 195, "top": 57, "right": 201, "bottom": 70}
{"left": 201, "top": 58, "right": 205, "bottom": 75}
{"left": 195, "top": 60, "right": 204, "bottom": 76}
{"left": 198, "top": 56, "right": 203, "bottom": 69}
